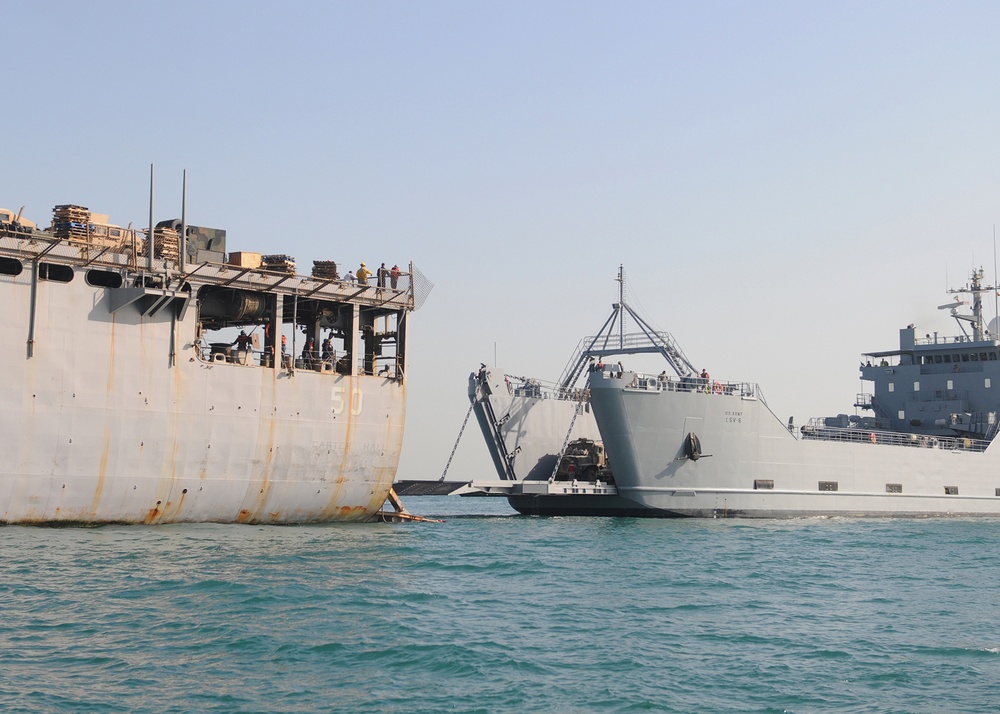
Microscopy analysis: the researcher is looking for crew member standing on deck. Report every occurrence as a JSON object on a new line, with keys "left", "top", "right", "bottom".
{"left": 356, "top": 262, "right": 371, "bottom": 286}
{"left": 232, "top": 330, "right": 251, "bottom": 362}
{"left": 377, "top": 262, "right": 388, "bottom": 288}
{"left": 303, "top": 338, "right": 314, "bottom": 369}
{"left": 390, "top": 264, "right": 400, "bottom": 289}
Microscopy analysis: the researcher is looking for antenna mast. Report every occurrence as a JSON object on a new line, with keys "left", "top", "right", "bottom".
{"left": 616, "top": 265, "right": 625, "bottom": 349}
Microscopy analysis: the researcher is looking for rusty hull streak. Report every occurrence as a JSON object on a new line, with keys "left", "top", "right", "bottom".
{"left": 89, "top": 427, "right": 112, "bottom": 519}
{"left": 318, "top": 374, "right": 360, "bottom": 520}
{"left": 363, "top": 379, "right": 408, "bottom": 518}
{"left": 89, "top": 317, "right": 117, "bottom": 520}
{"left": 238, "top": 366, "right": 277, "bottom": 524}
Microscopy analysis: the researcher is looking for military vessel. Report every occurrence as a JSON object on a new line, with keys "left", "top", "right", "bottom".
{"left": 0, "top": 191, "right": 429, "bottom": 524}
{"left": 462, "top": 267, "right": 697, "bottom": 515}
{"left": 588, "top": 269, "right": 1000, "bottom": 517}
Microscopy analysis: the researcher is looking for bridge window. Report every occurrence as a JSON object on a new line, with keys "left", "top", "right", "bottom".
{"left": 38, "top": 263, "right": 73, "bottom": 282}
{"left": 969, "top": 353, "right": 977, "bottom": 362}
{"left": 0, "top": 257, "right": 22, "bottom": 275}
{"left": 944, "top": 355, "right": 952, "bottom": 363}
{"left": 934, "top": 355, "right": 942, "bottom": 364}
{"left": 982, "top": 353, "right": 989, "bottom": 361}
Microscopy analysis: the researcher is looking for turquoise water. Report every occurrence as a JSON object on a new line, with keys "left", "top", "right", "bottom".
{"left": 2, "top": 498, "right": 999, "bottom": 713}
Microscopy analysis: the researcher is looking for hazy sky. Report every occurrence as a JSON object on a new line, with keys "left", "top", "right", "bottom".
{"left": 5, "top": 1, "right": 1000, "bottom": 481}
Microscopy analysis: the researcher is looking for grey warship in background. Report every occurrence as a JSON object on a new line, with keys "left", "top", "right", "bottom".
{"left": 0, "top": 190, "right": 430, "bottom": 525}
{"left": 588, "top": 268, "right": 1000, "bottom": 517}
{"left": 461, "top": 267, "right": 697, "bottom": 515}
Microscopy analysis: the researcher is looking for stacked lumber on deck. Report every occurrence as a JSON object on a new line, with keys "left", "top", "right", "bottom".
{"left": 261, "top": 254, "right": 296, "bottom": 274}
{"left": 141, "top": 226, "right": 181, "bottom": 262}
{"left": 51, "top": 205, "right": 129, "bottom": 251}
{"left": 311, "top": 260, "right": 339, "bottom": 279}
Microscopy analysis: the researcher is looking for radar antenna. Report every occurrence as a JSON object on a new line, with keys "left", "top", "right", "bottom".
{"left": 946, "top": 268, "right": 998, "bottom": 342}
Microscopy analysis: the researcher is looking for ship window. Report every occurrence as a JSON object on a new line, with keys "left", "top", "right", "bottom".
{"left": 934, "top": 355, "right": 942, "bottom": 364}
{"left": 0, "top": 257, "right": 22, "bottom": 275}
{"left": 818, "top": 481, "right": 838, "bottom": 492}
{"left": 991, "top": 353, "right": 997, "bottom": 360}
{"left": 913, "top": 381, "right": 920, "bottom": 392}
{"left": 86, "top": 269, "right": 123, "bottom": 288}
{"left": 38, "top": 262, "right": 74, "bottom": 282}
{"left": 886, "top": 483, "right": 902, "bottom": 493}
{"left": 944, "top": 486, "right": 958, "bottom": 495}
{"left": 944, "top": 355, "right": 952, "bottom": 363}
{"left": 969, "top": 353, "right": 977, "bottom": 362}
{"left": 982, "top": 353, "right": 989, "bottom": 361}
{"left": 754, "top": 479, "right": 774, "bottom": 490}
{"left": 954, "top": 354, "right": 961, "bottom": 362}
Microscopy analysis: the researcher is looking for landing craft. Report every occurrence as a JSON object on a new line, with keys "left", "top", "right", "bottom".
{"left": 589, "top": 268, "right": 1000, "bottom": 517}
{"left": 444, "top": 266, "right": 698, "bottom": 515}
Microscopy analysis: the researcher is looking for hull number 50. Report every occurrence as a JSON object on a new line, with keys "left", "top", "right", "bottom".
{"left": 331, "top": 386, "right": 364, "bottom": 416}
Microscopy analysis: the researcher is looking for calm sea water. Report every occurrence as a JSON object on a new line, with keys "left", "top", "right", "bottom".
{"left": 2, "top": 497, "right": 999, "bottom": 713}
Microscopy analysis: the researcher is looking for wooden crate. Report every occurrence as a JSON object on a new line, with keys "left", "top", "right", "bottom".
{"left": 229, "top": 251, "right": 262, "bottom": 269}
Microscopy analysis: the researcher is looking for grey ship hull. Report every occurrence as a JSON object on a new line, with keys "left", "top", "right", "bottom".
{"left": 589, "top": 371, "right": 1000, "bottom": 517}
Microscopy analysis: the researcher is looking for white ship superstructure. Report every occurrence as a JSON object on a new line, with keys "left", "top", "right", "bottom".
{"left": 0, "top": 199, "right": 428, "bottom": 524}
{"left": 588, "top": 269, "right": 1000, "bottom": 517}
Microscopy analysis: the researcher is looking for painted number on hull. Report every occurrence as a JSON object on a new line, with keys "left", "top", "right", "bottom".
{"left": 331, "top": 386, "right": 364, "bottom": 416}
{"left": 725, "top": 410, "right": 742, "bottom": 424}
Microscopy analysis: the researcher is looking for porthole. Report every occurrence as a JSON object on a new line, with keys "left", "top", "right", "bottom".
{"left": 39, "top": 263, "right": 74, "bottom": 282}
{"left": 0, "top": 257, "right": 22, "bottom": 276}
{"left": 86, "top": 269, "right": 123, "bottom": 288}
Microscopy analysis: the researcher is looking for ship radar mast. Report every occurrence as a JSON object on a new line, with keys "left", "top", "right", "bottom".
{"left": 556, "top": 264, "right": 696, "bottom": 390}
{"left": 944, "top": 268, "right": 998, "bottom": 342}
